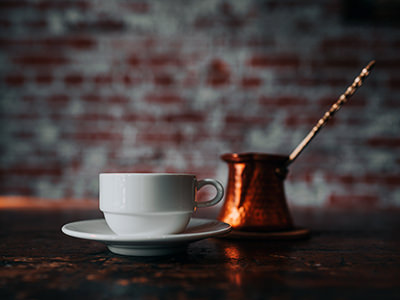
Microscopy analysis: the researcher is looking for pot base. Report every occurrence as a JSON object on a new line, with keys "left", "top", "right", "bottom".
{"left": 224, "top": 227, "right": 310, "bottom": 240}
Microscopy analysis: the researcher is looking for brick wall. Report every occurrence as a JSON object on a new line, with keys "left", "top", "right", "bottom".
{"left": 1, "top": 0, "right": 399, "bottom": 209}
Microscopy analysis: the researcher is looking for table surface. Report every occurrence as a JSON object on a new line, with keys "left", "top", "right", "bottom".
{"left": 1, "top": 197, "right": 399, "bottom": 300}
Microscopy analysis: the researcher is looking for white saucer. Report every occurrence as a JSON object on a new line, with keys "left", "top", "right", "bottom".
{"left": 61, "top": 218, "right": 231, "bottom": 256}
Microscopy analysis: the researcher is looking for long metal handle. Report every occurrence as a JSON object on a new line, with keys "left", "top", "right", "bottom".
{"left": 286, "top": 60, "right": 375, "bottom": 167}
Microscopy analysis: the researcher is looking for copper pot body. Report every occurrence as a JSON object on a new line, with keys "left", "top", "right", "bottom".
{"left": 218, "top": 153, "right": 293, "bottom": 231}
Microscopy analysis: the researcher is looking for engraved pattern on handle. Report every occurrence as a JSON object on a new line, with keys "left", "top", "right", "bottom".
{"left": 286, "top": 60, "right": 376, "bottom": 167}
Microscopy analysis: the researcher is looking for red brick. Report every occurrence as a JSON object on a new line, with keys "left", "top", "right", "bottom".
{"left": 121, "top": 2, "right": 150, "bottom": 13}
{"left": 321, "top": 37, "right": 370, "bottom": 52}
{"left": 36, "top": 1, "right": 90, "bottom": 11}
{"left": 94, "top": 74, "right": 112, "bottom": 85}
{"left": 14, "top": 55, "right": 69, "bottom": 66}
{"left": 297, "top": 75, "right": 350, "bottom": 88}
{"left": 163, "top": 166, "right": 186, "bottom": 174}
{"left": 44, "top": 36, "right": 96, "bottom": 49}
{"left": 136, "top": 131, "right": 184, "bottom": 144}
{"left": 207, "top": 76, "right": 229, "bottom": 86}
{"left": 363, "top": 174, "right": 400, "bottom": 187}
{"left": 361, "top": 174, "right": 379, "bottom": 185}
{"left": 288, "top": 169, "right": 315, "bottom": 184}
{"left": 325, "top": 174, "right": 400, "bottom": 188}
{"left": 382, "top": 175, "right": 400, "bottom": 186}
{"left": 145, "top": 93, "right": 183, "bottom": 104}
{"left": 14, "top": 113, "right": 39, "bottom": 120}
{"left": 325, "top": 78, "right": 351, "bottom": 87}
{"left": 249, "top": 54, "right": 300, "bottom": 68}
{"left": 225, "top": 115, "right": 268, "bottom": 125}
{"left": 122, "top": 113, "right": 156, "bottom": 123}
{"left": 74, "top": 113, "right": 116, "bottom": 122}
{"left": 4, "top": 74, "right": 25, "bottom": 86}
{"left": 46, "top": 94, "right": 69, "bottom": 105}
{"left": 207, "top": 59, "right": 230, "bottom": 86}
{"left": 260, "top": 96, "right": 308, "bottom": 106}
{"left": 108, "top": 95, "right": 130, "bottom": 104}
{"left": 14, "top": 131, "right": 35, "bottom": 138}
{"left": 127, "top": 165, "right": 156, "bottom": 173}
{"left": 127, "top": 55, "right": 141, "bottom": 67}
{"left": 65, "top": 36, "right": 96, "bottom": 49}
{"left": 97, "top": 19, "right": 125, "bottom": 31}
{"left": 163, "top": 112, "right": 205, "bottom": 123}
{"left": 0, "top": 165, "right": 62, "bottom": 177}
{"left": 70, "top": 132, "right": 123, "bottom": 142}
{"left": 68, "top": 159, "right": 82, "bottom": 172}
{"left": 148, "top": 54, "right": 182, "bottom": 67}
{"left": 367, "top": 137, "right": 400, "bottom": 148}
{"left": 328, "top": 194, "right": 379, "bottom": 209}
{"left": 312, "top": 57, "right": 362, "bottom": 70}
{"left": 241, "top": 77, "right": 262, "bottom": 88}
{"left": 35, "top": 73, "right": 53, "bottom": 84}
{"left": 82, "top": 94, "right": 102, "bottom": 102}
{"left": 181, "top": 167, "right": 216, "bottom": 180}
{"left": 121, "top": 74, "right": 142, "bottom": 86}
{"left": 24, "top": 19, "right": 48, "bottom": 29}
{"left": 285, "top": 115, "right": 322, "bottom": 127}
{"left": 143, "top": 38, "right": 157, "bottom": 48}
{"left": 344, "top": 117, "right": 364, "bottom": 126}
{"left": 0, "top": 37, "right": 95, "bottom": 49}
{"left": 0, "top": 38, "right": 32, "bottom": 48}
{"left": 376, "top": 59, "right": 400, "bottom": 70}
{"left": 296, "top": 77, "right": 320, "bottom": 87}
{"left": 154, "top": 74, "right": 174, "bottom": 86}
{"left": 194, "top": 16, "right": 215, "bottom": 29}
{"left": 70, "top": 19, "right": 124, "bottom": 32}
{"left": 325, "top": 174, "right": 358, "bottom": 186}
{"left": 0, "top": 186, "right": 33, "bottom": 195}
{"left": 64, "top": 74, "right": 84, "bottom": 86}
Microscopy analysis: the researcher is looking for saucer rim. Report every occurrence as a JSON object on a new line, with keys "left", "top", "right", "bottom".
{"left": 61, "top": 217, "right": 231, "bottom": 243}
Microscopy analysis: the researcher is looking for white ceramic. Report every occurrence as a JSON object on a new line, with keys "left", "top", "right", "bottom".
{"left": 99, "top": 173, "right": 224, "bottom": 236}
{"left": 61, "top": 218, "right": 231, "bottom": 256}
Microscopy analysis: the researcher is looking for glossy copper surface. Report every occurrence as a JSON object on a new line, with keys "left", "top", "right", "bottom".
{"left": 218, "top": 153, "right": 293, "bottom": 231}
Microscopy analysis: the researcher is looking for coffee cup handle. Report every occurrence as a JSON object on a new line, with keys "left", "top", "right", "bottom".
{"left": 195, "top": 179, "right": 224, "bottom": 208}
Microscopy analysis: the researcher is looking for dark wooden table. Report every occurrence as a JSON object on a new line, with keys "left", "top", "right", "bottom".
{"left": 1, "top": 197, "right": 399, "bottom": 299}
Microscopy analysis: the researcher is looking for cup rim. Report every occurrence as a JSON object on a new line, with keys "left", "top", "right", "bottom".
{"left": 99, "top": 172, "right": 196, "bottom": 176}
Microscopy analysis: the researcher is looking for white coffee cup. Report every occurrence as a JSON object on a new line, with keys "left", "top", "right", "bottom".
{"left": 99, "top": 173, "right": 224, "bottom": 236}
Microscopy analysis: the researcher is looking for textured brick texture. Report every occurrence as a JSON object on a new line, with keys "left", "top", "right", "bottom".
{"left": 0, "top": 0, "right": 399, "bottom": 209}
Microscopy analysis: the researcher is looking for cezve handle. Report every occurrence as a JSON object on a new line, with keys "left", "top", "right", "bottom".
{"left": 285, "top": 60, "right": 376, "bottom": 168}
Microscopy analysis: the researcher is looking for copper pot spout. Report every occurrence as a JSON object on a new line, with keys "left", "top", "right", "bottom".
{"left": 218, "top": 153, "right": 293, "bottom": 232}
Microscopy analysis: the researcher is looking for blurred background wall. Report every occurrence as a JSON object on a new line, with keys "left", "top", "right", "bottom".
{"left": 0, "top": 0, "right": 399, "bottom": 209}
